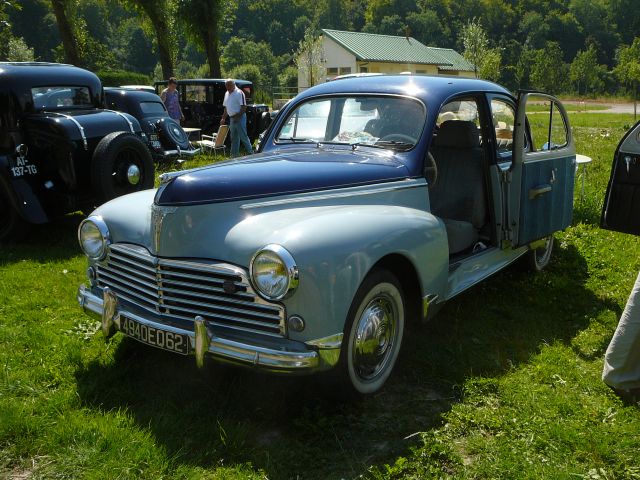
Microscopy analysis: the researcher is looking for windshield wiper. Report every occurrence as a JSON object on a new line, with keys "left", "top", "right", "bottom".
{"left": 277, "top": 137, "right": 319, "bottom": 144}
{"left": 371, "top": 140, "right": 414, "bottom": 151}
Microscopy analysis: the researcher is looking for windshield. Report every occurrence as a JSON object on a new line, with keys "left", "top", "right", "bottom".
{"left": 32, "top": 86, "right": 92, "bottom": 110}
{"left": 140, "top": 101, "right": 167, "bottom": 114}
{"left": 276, "top": 96, "right": 425, "bottom": 150}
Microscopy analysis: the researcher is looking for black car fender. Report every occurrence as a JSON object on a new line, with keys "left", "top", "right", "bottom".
{"left": 0, "top": 156, "right": 48, "bottom": 224}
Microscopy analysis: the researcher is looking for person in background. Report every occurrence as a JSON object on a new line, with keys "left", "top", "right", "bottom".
{"left": 160, "top": 77, "right": 184, "bottom": 124}
{"left": 220, "top": 79, "right": 253, "bottom": 156}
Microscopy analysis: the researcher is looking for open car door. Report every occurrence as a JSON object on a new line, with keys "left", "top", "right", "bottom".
{"left": 601, "top": 121, "right": 640, "bottom": 235}
{"left": 510, "top": 92, "right": 576, "bottom": 247}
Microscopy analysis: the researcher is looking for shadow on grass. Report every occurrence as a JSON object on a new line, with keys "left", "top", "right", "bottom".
{"left": 0, "top": 213, "right": 84, "bottom": 266}
{"left": 74, "top": 242, "right": 614, "bottom": 479}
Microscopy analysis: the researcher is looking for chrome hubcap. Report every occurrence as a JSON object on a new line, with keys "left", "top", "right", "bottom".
{"left": 126, "top": 164, "right": 141, "bottom": 185}
{"left": 353, "top": 295, "right": 397, "bottom": 380}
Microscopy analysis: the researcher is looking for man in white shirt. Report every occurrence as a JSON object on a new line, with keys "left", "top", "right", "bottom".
{"left": 220, "top": 79, "right": 254, "bottom": 156}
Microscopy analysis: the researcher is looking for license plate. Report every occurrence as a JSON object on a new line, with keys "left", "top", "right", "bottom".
{"left": 120, "top": 316, "right": 190, "bottom": 355}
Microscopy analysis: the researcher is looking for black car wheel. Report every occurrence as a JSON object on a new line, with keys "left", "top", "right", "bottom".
{"left": 156, "top": 118, "right": 191, "bottom": 150}
{"left": 0, "top": 178, "right": 30, "bottom": 242}
{"left": 91, "top": 132, "right": 155, "bottom": 203}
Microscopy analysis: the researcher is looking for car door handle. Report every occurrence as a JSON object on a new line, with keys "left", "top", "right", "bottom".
{"left": 529, "top": 184, "right": 552, "bottom": 199}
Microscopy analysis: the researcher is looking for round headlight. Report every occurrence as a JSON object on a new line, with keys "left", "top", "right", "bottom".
{"left": 78, "top": 217, "right": 110, "bottom": 260}
{"left": 250, "top": 244, "right": 298, "bottom": 300}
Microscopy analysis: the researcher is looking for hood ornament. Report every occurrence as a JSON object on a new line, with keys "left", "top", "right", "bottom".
{"left": 151, "top": 204, "right": 177, "bottom": 253}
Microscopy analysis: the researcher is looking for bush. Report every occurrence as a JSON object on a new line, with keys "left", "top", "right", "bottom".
{"left": 97, "top": 69, "right": 152, "bottom": 87}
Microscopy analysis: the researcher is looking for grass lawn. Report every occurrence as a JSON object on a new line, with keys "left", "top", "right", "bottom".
{"left": 2, "top": 113, "right": 640, "bottom": 479}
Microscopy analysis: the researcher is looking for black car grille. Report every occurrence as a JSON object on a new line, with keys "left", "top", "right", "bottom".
{"left": 96, "top": 243, "right": 285, "bottom": 337}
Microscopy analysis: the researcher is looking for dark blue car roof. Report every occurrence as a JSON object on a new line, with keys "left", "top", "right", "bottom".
{"left": 296, "top": 74, "right": 513, "bottom": 108}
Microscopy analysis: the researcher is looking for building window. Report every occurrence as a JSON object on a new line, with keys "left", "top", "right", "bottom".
{"left": 339, "top": 67, "right": 351, "bottom": 74}
{"left": 360, "top": 66, "right": 368, "bottom": 73}
{"left": 416, "top": 70, "right": 426, "bottom": 74}
{"left": 327, "top": 67, "right": 338, "bottom": 75}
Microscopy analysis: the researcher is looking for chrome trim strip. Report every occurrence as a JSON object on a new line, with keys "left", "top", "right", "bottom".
{"left": 50, "top": 112, "right": 88, "bottom": 150}
{"left": 305, "top": 332, "right": 343, "bottom": 349}
{"left": 78, "top": 285, "right": 320, "bottom": 371}
{"left": 240, "top": 179, "right": 424, "bottom": 209}
{"left": 105, "top": 109, "right": 135, "bottom": 133}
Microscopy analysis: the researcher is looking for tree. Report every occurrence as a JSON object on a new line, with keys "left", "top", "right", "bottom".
{"left": 530, "top": 42, "right": 568, "bottom": 94}
{"left": 614, "top": 37, "right": 640, "bottom": 120}
{"left": 50, "top": 0, "right": 82, "bottom": 66}
{"left": 570, "top": 45, "right": 605, "bottom": 96}
{"left": 7, "top": 37, "right": 34, "bottom": 61}
{"left": 177, "top": 0, "right": 225, "bottom": 78}
{"left": 123, "top": 0, "right": 176, "bottom": 79}
{"left": 461, "top": 18, "right": 501, "bottom": 81}
{"left": 295, "top": 29, "right": 325, "bottom": 88}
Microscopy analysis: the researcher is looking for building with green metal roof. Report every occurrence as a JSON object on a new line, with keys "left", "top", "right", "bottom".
{"left": 297, "top": 29, "right": 475, "bottom": 89}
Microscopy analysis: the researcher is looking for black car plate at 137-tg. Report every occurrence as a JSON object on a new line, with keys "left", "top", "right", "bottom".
{"left": 120, "top": 316, "right": 190, "bottom": 355}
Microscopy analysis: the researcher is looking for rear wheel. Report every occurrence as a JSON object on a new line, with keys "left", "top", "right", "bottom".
{"left": 338, "top": 269, "right": 405, "bottom": 395}
{"left": 527, "top": 235, "right": 554, "bottom": 271}
{"left": 91, "top": 132, "right": 155, "bottom": 204}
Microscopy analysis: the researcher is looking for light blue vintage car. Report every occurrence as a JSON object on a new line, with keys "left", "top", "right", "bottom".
{"left": 77, "top": 75, "right": 576, "bottom": 394}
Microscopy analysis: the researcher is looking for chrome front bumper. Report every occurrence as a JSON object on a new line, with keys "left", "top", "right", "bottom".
{"left": 77, "top": 284, "right": 340, "bottom": 373}
{"left": 162, "top": 147, "right": 201, "bottom": 158}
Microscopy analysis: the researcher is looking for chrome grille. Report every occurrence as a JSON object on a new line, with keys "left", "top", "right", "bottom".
{"left": 96, "top": 243, "right": 285, "bottom": 337}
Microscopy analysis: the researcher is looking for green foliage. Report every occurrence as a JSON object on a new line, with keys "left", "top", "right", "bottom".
{"left": 614, "top": 37, "right": 640, "bottom": 89}
{"left": 97, "top": 69, "right": 151, "bottom": 87}
{"left": 570, "top": 45, "right": 606, "bottom": 96}
{"left": 6, "top": 37, "right": 34, "bottom": 62}
{"left": 461, "top": 18, "right": 502, "bottom": 81}
{"left": 227, "top": 64, "right": 264, "bottom": 87}
{"left": 530, "top": 42, "right": 569, "bottom": 94}
{"left": 221, "top": 36, "right": 279, "bottom": 86}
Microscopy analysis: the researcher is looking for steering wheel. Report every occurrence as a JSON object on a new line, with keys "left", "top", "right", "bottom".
{"left": 378, "top": 133, "right": 415, "bottom": 144}
{"left": 424, "top": 151, "right": 438, "bottom": 188}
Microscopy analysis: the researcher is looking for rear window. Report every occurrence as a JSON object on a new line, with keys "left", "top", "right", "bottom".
{"left": 140, "top": 101, "right": 166, "bottom": 114}
{"left": 31, "top": 86, "right": 92, "bottom": 110}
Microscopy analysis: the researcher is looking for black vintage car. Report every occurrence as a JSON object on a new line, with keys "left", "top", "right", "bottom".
{"left": 0, "top": 62, "right": 154, "bottom": 241}
{"left": 104, "top": 87, "right": 199, "bottom": 161}
{"left": 154, "top": 79, "right": 270, "bottom": 141}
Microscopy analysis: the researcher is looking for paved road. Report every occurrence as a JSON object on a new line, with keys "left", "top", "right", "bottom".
{"left": 579, "top": 101, "right": 637, "bottom": 114}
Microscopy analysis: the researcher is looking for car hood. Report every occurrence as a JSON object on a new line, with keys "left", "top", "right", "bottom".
{"left": 155, "top": 147, "right": 410, "bottom": 206}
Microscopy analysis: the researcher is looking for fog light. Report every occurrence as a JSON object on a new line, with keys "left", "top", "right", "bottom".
{"left": 87, "top": 266, "right": 97, "bottom": 286}
{"left": 288, "top": 315, "right": 305, "bottom": 332}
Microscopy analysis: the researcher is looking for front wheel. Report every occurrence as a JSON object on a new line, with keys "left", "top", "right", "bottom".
{"left": 339, "top": 269, "right": 405, "bottom": 395}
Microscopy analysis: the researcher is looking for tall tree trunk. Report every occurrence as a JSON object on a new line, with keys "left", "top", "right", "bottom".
{"left": 50, "top": 0, "right": 81, "bottom": 66}
{"left": 203, "top": 28, "right": 220, "bottom": 78}
{"left": 139, "top": 3, "right": 174, "bottom": 79}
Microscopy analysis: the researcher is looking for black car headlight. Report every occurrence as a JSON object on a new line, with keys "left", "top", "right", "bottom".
{"left": 250, "top": 244, "right": 298, "bottom": 300}
{"left": 78, "top": 216, "right": 110, "bottom": 260}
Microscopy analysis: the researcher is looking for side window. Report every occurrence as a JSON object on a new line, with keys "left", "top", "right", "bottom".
{"left": 436, "top": 99, "right": 480, "bottom": 129}
{"left": 490, "top": 99, "right": 515, "bottom": 155}
{"left": 277, "top": 98, "right": 331, "bottom": 141}
{"left": 525, "top": 95, "right": 568, "bottom": 152}
{"left": 185, "top": 85, "right": 206, "bottom": 103}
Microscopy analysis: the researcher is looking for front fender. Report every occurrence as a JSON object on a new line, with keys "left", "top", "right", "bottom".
{"left": 0, "top": 155, "right": 48, "bottom": 224}
{"left": 225, "top": 205, "right": 449, "bottom": 342}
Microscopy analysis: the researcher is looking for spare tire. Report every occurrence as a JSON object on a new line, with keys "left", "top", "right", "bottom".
{"left": 156, "top": 118, "right": 191, "bottom": 150}
{"left": 91, "top": 131, "right": 155, "bottom": 204}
